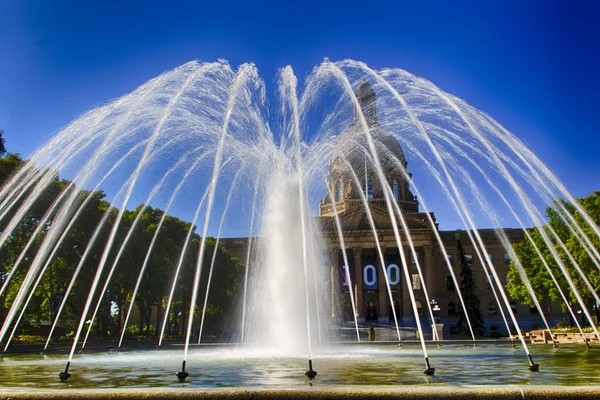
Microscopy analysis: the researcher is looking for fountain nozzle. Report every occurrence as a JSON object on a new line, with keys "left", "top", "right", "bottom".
{"left": 423, "top": 357, "right": 435, "bottom": 376}
{"left": 305, "top": 359, "right": 317, "bottom": 379}
{"left": 177, "top": 360, "right": 189, "bottom": 382}
{"left": 527, "top": 355, "right": 539, "bottom": 372}
{"left": 59, "top": 362, "right": 71, "bottom": 381}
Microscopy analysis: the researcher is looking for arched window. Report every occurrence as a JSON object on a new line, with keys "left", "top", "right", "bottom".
{"left": 415, "top": 300, "right": 423, "bottom": 316}
{"left": 363, "top": 177, "right": 373, "bottom": 199}
{"left": 488, "top": 302, "right": 497, "bottom": 315}
{"left": 448, "top": 302, "right": 456, "bottom": 315}
{"left": 335, "top": 181, "right": 343, "bottom": 202}
{"left": 393, "top": 178, "right": 399, "bottom": 200}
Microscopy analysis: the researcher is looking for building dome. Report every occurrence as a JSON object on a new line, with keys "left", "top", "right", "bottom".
{"left": 321, "top": 80, "right": 418, "bottom": 215}
{"left": 328, "top": 81, "right": 407, "bottom": 174}
{"left": 328, "top": 124, "right": 407, "bottom": 174}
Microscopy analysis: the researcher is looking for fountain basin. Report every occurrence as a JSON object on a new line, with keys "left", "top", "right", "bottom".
{"left": 1, "top": 343, "right": 599, "bottom": 391}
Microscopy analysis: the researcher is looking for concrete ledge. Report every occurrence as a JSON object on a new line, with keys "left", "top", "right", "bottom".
{"left": 1, "top": 387, "right": 600, "bottom": 400}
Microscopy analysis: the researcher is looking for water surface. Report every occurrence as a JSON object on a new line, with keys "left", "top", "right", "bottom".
{"left": 1, "top": 344, "right": 598, "bottom": 390}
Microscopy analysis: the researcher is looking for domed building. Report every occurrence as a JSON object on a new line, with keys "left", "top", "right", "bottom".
{"left": 317, "top": 81, "right": 442, "bottom": 325}
{"left": 222, "top": 81, "right": 561, "bottom": 339}
{"left": 313, "top": 81, "right": 555, "bottom": 335}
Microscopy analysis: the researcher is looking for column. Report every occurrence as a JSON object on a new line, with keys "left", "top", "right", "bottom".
{"left": 353, "top": 247, "right": 363, "bottom": 319}
{"left": 330, "top": 249, "right": 340, "bottom": 318}
{"left": 423, "top": 245, "right": 435, "bottom": 302}
{"left": 378, "top": 247, "right": 388, "bottom": 322}
{"left": 402, "top": 247, "right": 412, "bottom": 322}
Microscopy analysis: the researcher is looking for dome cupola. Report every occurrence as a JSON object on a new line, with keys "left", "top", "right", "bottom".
{"left": 320, "top": 81, "right": 418, "bottom": 216}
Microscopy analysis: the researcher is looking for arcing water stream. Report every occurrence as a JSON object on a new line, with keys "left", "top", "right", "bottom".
{"left": 0, "top": 59, "right": 598, "bottom": 382}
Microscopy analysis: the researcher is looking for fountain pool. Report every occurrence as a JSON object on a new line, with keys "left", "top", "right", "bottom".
{"left": 1, "top": 344, "right": 599, "bottom": 389}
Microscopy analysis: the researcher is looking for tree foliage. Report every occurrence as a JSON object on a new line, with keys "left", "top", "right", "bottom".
{"left": 0, "top": 130, "right": 6, "bottom": 158}
{"left": 455, "top": 235, "right": 485, "bottom": 336}
{"left": 0, "top": 148, "right": 243, "bottom": 340}
{"left": 507, "top": 192, "right": 600, "bottom": 313}
{"left": 0, "top": 152, "right": 23, "bottom": 187}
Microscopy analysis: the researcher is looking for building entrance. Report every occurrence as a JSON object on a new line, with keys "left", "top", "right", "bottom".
{"left": 366, "top": 300, "right": 378, "bottom": 321}
{"left": 389, "top": 300, "right": 400, "bottom": 321}
{"left": 343, "top": 302, "right": 354, "bottom": 322}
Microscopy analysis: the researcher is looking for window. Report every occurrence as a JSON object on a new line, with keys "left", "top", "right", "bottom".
{"left": 464, "top": 253, "right": 473, "bottom": 267}
{"left": 486, "top": 275, "right": 495, "bottom": 290}
{"left": 366, "top": 178, "right": 373, "bottom": 199}
{"left": 393, "top": 178, "right": 399, "bottom": 200}
{"left": 446, "top": 276, "right": 455, "bottom": 291}
{"left": 411, "top": 252, "right": 419, "bottom": 264}
{"left": 448, "top": 302, "right": 456, "bottom": 315}
{"left": 510, "top": 301, "right": 517, "bottom": 312}
{"left": 504, "top": 253, "right": 511, "bottom": 265}
{"left": 487, "top": 253, "right": 493, "bottom": 265}
{"left": 488, "top": 302, "right": 497, "bottom": 315}
{"left": 447, "top": 254, "right": 453, "bottom": 265}
{"left": 412, "top": 274, "right": 421, "bottom": 290}
{"left": 415, "top": 300, "right": 423, "bottom": 316}
{"left": 335, "top": 181, "right": 343, "bottom": 202}
{"left": 530, "top": 306, "right": 539, "bottom": 314}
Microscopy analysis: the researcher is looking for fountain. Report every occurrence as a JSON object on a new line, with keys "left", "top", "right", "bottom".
{"left": 0, "top": 59, "right": 599, "bottom": 396}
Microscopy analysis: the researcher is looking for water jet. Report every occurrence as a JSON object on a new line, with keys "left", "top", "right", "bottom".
{"left": 0, "top": 59, "right": 598, "bottom": 390}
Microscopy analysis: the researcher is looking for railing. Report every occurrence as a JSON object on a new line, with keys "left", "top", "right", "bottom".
{"left": 320, "top": 201, "right": 346, "bottom": 215}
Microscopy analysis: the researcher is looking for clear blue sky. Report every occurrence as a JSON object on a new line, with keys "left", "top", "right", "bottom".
{"left": 1, "top": 0, "right": 599, "bottom": 227}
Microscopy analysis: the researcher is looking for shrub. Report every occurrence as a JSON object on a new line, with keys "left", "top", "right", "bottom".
{"left": 123, "top": 325, "right": 140, "bottom": 339}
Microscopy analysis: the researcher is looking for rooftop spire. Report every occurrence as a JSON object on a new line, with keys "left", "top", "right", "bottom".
{"left": 353, "top": 80, "right": 377, "bottom": 125}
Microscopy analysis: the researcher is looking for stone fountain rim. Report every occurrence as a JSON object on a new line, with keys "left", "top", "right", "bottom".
{"left": 1, "top": 386, "right": 600, "bottom": 399}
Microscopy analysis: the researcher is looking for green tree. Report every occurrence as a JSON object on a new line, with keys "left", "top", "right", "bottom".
{"left": 0, "top": 153, "right": 23, "bottom": 186}
{"left": 0, "top": 140, "right": 243, "bottom": 342}
{"left": 507, "top": 191, "right": 600, "bottom": 322}
{"left": 0, "top": 130, "right": 6, "bottom": 157}
{"left": 455, "top": 235, "right": 485, "bottom": 336}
